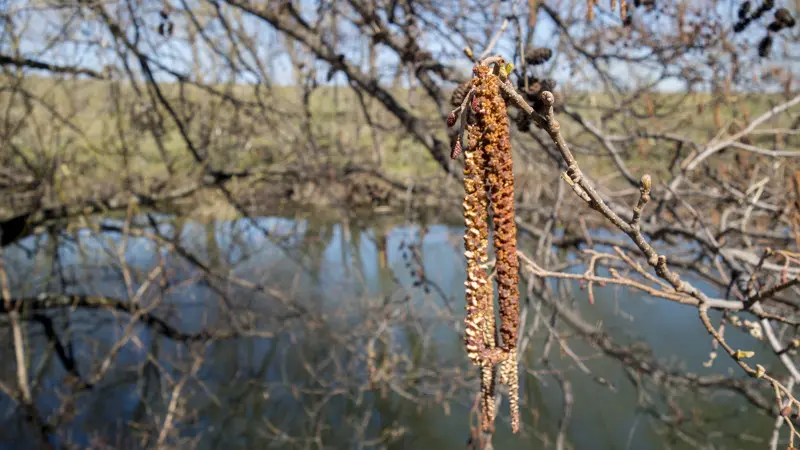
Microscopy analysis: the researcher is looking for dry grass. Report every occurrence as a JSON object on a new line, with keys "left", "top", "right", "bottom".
{"left": 2, "top": 74, "right": 796, "bottom": 206}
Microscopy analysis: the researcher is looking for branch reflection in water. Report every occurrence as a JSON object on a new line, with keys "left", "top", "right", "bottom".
{"left": 0, "top": 211, "right": 778, "bottom": 449}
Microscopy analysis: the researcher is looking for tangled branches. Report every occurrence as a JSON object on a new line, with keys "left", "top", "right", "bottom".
{"left": 517, "top": 73, "right": 800, "bottom": 449}
{"left": 448, "top": 56, "right": 531, "bottom": 435}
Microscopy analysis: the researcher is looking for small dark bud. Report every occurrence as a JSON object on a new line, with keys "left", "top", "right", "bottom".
{"left": 775, "top": 8, "right": 796, "bottom": 27}
{"left": 758, "top": 35, "right": 773, "bottom": 57}
{"left": 447, "top": 111, "right": 458, "bottom": 127}
{"left": 768, "top": 20, "right": 784, "bottom": 32}
{"left": 752, "top": 0, "right": 774, "bottom": 19}
{"left": 470, "top": 96, "right": 480, "bottom": 113}
{"left": 733, "top": 19, "right": 750, "bottom": 32}
{"left": 738, "top": 1, "right": 751, "bottom": 19}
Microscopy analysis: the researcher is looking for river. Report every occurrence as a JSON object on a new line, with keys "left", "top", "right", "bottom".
{"left": 0, "top": 211, "right": 778, "bottom": 449}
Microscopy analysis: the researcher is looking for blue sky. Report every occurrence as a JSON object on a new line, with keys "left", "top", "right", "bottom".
{"left": 2, "top": 0, "right": 797, "bottom": 93}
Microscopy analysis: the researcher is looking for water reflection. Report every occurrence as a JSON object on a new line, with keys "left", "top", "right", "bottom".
{"left": 0, "top": 213, "right": 778, "bottom": 449}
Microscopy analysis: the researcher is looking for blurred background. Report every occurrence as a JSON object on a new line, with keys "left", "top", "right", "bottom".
{"left": 0, "top": 0, "right": 799, "bottom": 449}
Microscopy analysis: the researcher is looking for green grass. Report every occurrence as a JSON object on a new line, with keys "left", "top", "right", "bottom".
{"left": 2, "top": 74, "right": 796, "bottom": 215}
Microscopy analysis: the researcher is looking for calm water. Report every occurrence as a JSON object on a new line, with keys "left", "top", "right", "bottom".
{"left": 0, "top": 212, "right": 778, "bottom": 449}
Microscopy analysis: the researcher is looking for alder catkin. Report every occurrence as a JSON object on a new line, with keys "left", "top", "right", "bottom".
{"left": 463, "top": 61, "right": 522, "bottom": 433}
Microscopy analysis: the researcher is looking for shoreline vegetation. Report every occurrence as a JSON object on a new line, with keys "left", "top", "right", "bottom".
{"left": 2, "top": 77, "right": 796, "bottom": 236}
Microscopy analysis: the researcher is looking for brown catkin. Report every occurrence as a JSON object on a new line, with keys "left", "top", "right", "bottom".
{"left": 473, "top": 69, "right": 520, "bottom": 354}
{"left": 525, "top": 47, "right": 553, "bottom": 66}
{"left": 461, "top": 59, "right": 523, "bottom": 435}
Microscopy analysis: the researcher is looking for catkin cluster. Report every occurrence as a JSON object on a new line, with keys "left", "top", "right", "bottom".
{"left": 733, "top": 0, "right": 795, "bottom": 58}
{"left": 448, "top": 58, "right": 524, "bottom": 434}
{"left": 471, "top": 67, "right": 520, "bottom": 362}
